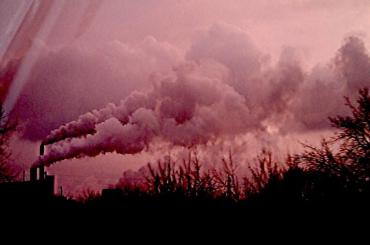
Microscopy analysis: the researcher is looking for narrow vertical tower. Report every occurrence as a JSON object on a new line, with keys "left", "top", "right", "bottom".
{"left": 39, "top": 143, "right": 45, "bottom": 156}
{"left": 30, "top": 167, "right": 37, "bottom": 182}
{"left": 39, "top": 143, "right": 45, "bottom": 181}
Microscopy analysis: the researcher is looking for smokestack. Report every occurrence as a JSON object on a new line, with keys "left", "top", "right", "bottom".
{"left": 40, "top": 143, "right": 45, "bottom": 156}
{"left": 38, "top": 143, "right": 45, "bottom": 180}
{"left": 39, "top": 165, "right": 45, "bottom": 181}
{"left": 30, "top": 167, "right": 37, "bottom": 182}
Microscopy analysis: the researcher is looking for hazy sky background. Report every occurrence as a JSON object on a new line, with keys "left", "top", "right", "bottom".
{"left": 1, "top": 0, "right": 370, "bottom": 194}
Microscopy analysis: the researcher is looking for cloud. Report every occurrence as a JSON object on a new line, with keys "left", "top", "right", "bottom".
{"left": 33, "top": 23, "right": 370, "bottom": 167}
{"left": 1, "top": 9, "right": 368, "bottom": 170}
{"left": 9, "top": 37, "right": 180, "bottom": 141}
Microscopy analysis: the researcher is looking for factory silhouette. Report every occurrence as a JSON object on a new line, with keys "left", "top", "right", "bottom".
{"left": 0, "top": 144, "right": 56, "bottom": 206}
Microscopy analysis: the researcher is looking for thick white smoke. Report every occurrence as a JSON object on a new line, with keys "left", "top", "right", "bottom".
{"left": 34, "top": 23, "right": 370, "bottom": 167}
{"left": 7, "top": 36, "right": 180, "bottom": 141}
{"left": 35, "top": 59, "right": 255, "bottom": 166}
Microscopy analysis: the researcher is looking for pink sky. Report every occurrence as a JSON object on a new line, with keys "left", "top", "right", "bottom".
{"left": 1, "top": 0, "right": 370, "bottom": 194}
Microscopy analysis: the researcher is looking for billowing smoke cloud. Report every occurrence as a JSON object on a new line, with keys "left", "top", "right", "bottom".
{"left": 35, "top": 59, "right": 253, "bottom": 166}
{"left": 9, "top": 36, "right": 180, "bottom": 141}
{"left": 336, "top": 36, "right": 370, "bottom": 93}
{"left": 289, "top": 36, "right": 370, "bottom": 131}
{"left": 33, "top": 23, "right": 370, "bottom": 167}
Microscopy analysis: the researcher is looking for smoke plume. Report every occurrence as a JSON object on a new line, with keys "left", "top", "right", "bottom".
{"left": 33, "top": 23, "right": 370, "bottom": 167}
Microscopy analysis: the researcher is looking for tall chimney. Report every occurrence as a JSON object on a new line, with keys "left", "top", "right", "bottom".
{"left": 38, "top": 143, "right": 45, "bottom": 181}
{"left": 30, "top": 167, "right": 37, "bottom": 182}
{"left": 40, "top": 143, "right": 45, "bottom": 156}
{"left": 39, "top": 165, "right": 45, "bottom": 181}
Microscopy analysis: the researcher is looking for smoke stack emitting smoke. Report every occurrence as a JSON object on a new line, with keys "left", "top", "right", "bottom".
{"left": 32, "top": 23, "right": 370, "bottom": 168}
{"left": 36, "top": 91, "right": 158, "bottom": 167}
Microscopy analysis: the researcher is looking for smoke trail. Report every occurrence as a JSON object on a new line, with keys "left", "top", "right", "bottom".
{"left": 34, "top": 24, "right": 370, "bottom": 167}
{"left": 34, "top": 57, "right": 258, "bottom": 166}
{"left": 42, "top": 91, "right": 153, "bottom": 145}
{"left": 36, "top": 111, "right": 159, "bottom": 167}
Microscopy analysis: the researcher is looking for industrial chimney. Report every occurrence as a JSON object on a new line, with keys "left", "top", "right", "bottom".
{"left": 30, "top": 143, "right": 46, "bottom": 182}
{"left": 39, "top": 143, "right": 45, "bottom": 180}
{"left": 30, "top": 167, "right": 37, "bottom": 182}
{"left": 27, "top": 143, "right": 55, "bottom": 196}
{"left": 40, "top": 143, "right": 45, "bottom": 156}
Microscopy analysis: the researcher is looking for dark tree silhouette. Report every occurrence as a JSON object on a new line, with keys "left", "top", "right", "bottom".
{"left": 329, "top": 88, "right": 370, "bottom": 194}
{"left": 295, "top": 88, "right": 370, "bottom": 200}
{"left": 0, "top": 105, "right": 18, "bottom": 183}
{"left": 330, "top": 88, "right": 370, "bottom": 170}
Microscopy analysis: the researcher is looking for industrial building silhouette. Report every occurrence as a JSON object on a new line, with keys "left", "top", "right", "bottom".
{"left": 0, "top": 144, "right": 55, "bottom": 203}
